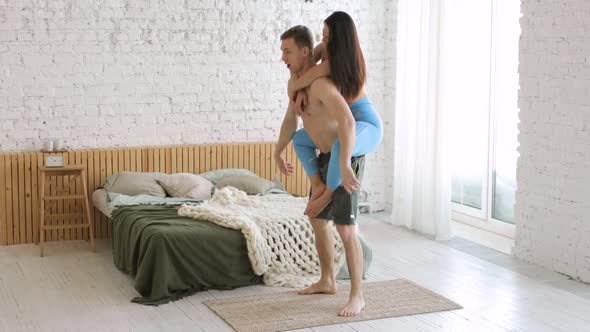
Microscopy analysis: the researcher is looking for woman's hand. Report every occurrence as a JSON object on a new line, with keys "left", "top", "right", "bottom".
{"left": 340, "top": 165, "right": 360, "bottom": 193}
{"left": 294, "top": 90, "right": 309, "bottom": 116}
{"left": 275, "top": 154, "right": 294, "bottom": 176}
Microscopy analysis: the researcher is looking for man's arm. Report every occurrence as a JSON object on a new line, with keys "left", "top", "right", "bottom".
{"left": 276, "top": 102, "right": 298, "bottom": 156}
{"left": 274, "top": 99, "right": 299, "bottom": 175}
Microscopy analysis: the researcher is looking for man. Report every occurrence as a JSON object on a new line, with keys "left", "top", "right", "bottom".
{"left": 274, "top": 25, "right": 366, "bottom": 317}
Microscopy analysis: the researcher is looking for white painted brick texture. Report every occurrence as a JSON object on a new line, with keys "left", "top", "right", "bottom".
{"left": 514, "top": 0, "right": 590, "bottom": 282}
{"left": 0, "top": 0, "right": 395, "bottom": 211}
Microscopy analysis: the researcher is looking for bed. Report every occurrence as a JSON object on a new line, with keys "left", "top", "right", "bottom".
{"left": 94, "top": 188, "right": 262, "bottom": 305}
{"left": 92, "top": 171, "right": 373, "bottom": 306}
{"left": 110, "top": 203, "right": 261, "bottom": 305}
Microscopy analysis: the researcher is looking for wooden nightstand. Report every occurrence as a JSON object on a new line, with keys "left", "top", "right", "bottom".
{"left": 38, "top": 165, "right": 96, "bottom": 256}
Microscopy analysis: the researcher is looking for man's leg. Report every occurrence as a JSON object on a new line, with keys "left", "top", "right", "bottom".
{"left": 336, "top": 224, "right": 365, "bottom": 317}
{"left": 332, "top": 155, "right": 366, "bottom": 317}
{"left": 298, "top": 217, "right": 337, "bottom": 294}
{"left": 300, "top": 152, "right": 337, "bottom": 294}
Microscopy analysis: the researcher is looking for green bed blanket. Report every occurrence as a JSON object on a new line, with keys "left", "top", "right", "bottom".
{"left": 111, "top": 204, "right": 261, "bottom": 305}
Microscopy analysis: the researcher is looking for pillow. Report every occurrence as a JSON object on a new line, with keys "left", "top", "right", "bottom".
{"left": 216, "top": 175, "right": 277, "bottom": 195}
{"left": 336, "top": 234, "right": 372, "bottom": 280}
{"left": 199, "top": 168, "right": 257, "bottom": 185}
{"left": 107, "top": 192, "right": 200, "bottom": 208}
{"left": 103, "top": 172, "right": 166, "bottom": 197}
{"left": 157, "top": 173, "right": 214, "bottom": 200}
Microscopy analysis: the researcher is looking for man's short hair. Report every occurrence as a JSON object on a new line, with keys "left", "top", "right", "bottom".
{"left": 280, "top": 25, "right": 314, "bottom": 54}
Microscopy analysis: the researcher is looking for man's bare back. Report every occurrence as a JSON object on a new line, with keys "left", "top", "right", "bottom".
{"left": 299, "top": 77, "right": 340, "bottom": 154}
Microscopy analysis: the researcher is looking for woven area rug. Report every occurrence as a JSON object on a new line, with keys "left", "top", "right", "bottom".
{"left": 203, "top": 279, "right": 462, "bottom": 332}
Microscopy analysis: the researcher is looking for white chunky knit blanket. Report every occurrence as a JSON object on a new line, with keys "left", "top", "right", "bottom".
{"left": 177, "top": 186, "right": 345, "bottom": 288}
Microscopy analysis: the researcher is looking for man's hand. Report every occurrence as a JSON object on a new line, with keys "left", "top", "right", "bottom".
{"left": 275, "top": 154, "right": 294, "bottom": 176}
{"left": 340, "top": 165, "right": 360, "bottom": 193}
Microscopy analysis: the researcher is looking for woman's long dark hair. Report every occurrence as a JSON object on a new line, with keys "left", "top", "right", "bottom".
{"left": 324, "top": 11, "right": 366, "bottom": 99}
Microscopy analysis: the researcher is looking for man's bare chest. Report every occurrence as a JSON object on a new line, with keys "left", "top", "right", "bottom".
{"left": 301, "top": 89, "right": 328, "bottom": 120}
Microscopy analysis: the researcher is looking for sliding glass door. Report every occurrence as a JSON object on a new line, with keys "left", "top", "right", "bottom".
{"left": 490, "top": 0, "right": 520, "bottom": 224}
{"left": 441, "top": 0, "right": 520, "bottom": 231}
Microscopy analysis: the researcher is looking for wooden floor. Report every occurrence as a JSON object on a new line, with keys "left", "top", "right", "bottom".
{"left": 1, "top": 213, "right": 590, "bottom": 332}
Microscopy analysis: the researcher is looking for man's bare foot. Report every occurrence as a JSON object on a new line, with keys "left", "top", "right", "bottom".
{"left": 338, "top": 295, "right": 366, "bottom": 317}
{"left": 305, "top": 189, "right": 333, "bottom": 217}
{"left": 298, "top": 281, "right": 337, "bottom": 295}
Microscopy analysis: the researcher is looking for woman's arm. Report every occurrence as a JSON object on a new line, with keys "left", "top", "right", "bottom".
{"left": 290, "top": 60, "right": 331, "bottom": 93}
{"left": 287, "top": 72, "right": 300, "bottom": 101}
{"left": 291, "top": 43, "right": 330, "bottom": 92}
{"left": 313, "top": 42, "right": 326, "bottom": 63}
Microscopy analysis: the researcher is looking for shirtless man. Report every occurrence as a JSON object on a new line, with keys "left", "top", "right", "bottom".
{"left": 274, "top": 25, "right": 366, "bottom": 317}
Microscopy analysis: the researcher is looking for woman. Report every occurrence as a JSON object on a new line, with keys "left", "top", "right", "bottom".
{"left": 289, "top": 11, "right": 383, "bottom": 217}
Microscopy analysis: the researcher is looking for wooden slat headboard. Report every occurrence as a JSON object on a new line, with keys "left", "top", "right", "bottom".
{"left": 0, "top": 142, "right": 309, "bottom": 245}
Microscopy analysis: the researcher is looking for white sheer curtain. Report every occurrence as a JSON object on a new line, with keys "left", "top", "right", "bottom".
{"left": 389, "top": 0, "right": 451, "bottom": 240}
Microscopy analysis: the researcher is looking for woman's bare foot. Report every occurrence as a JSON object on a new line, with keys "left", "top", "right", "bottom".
{"left": 305, "top": 189, "right": 333, "bottom": 217}
{"left": 309, "top": 181, "right": 326, "bottom": 202}
{"left": 298, "top": 280, "right": 337, "bottom": 295}
{"left": 338, "top": 295, "right": 366, "bottom": 317}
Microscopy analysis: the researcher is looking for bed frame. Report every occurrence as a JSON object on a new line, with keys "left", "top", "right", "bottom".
{"left": 0, "top": 142, "right": 309, "bottom": 245}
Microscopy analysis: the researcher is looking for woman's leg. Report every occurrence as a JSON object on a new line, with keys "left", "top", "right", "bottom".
{"left": 326, "top": 121, "right": 382, "bottom": 190}
{"left": 293, "top": 129, "right": 327, "bottom": 202}
{"left": 293, "top": 128, "right": 319, "bottom": 177}
{"left": 305, "top": 121, "right": 382, "bottom": 217}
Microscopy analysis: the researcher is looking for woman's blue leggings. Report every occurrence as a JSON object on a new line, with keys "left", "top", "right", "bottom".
{"left": 293, "top": 95, "right": 383, "bottom": 190}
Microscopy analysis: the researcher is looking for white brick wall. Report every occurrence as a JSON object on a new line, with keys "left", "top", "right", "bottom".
{"left": 514, "top": 0, "right": 590, "bottom": 282}
{"left": 0, "top": 0, "right": 395, "bottom": 210}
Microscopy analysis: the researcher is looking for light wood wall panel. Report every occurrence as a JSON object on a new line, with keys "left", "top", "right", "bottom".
{"left": 0, "top": 142, "right": 309, "bottom": 245}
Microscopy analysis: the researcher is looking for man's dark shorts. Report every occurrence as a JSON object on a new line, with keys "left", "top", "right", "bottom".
{"left": 311, "top": 153, "right": 365, "bottom": 225}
